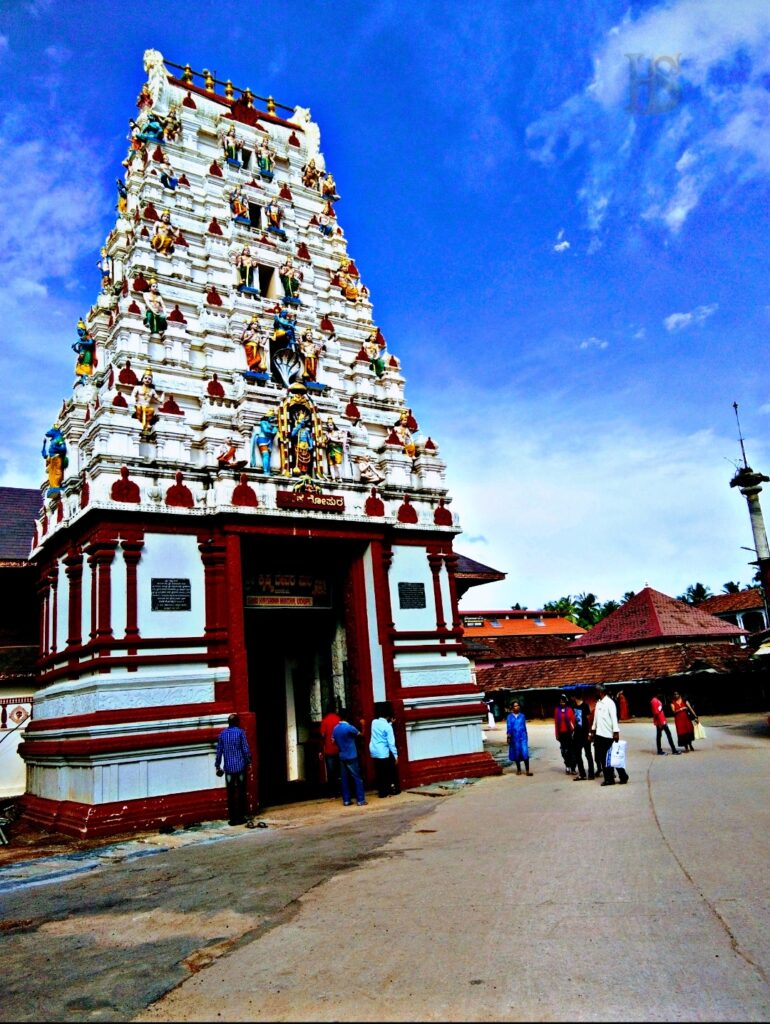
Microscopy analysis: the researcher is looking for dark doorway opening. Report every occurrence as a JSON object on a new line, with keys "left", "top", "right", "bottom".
{"left": 242, "top": 536, "right": 363, "bottom": 805}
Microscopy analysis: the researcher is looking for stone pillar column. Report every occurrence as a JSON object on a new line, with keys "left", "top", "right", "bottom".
{"left": 427, "top": 549, "right": 447, "bottom": 632}
{"left": 121, "top": 536, "right": 145, "bottom": 643}
{"left": 443, "top": 551, "right": 463, "bottom": 631}
{"left": 64, "top": 547, "right": 84, "bottom": 649}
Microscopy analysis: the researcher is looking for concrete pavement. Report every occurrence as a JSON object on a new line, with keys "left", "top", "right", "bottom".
{"left": 137, "top": 719, "right": 770, "bottom": 1022}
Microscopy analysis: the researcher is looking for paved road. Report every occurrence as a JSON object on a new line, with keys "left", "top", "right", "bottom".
{"left": 2, "top": 719, "right": 769, "bottom": 1022}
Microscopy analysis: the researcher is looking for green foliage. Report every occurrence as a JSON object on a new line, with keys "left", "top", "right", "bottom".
{"left": 676, "top": 582, "right": 713, "bottom": 605}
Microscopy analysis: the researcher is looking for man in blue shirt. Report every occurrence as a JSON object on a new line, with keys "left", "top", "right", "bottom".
{"left": 332, "top": 709, "right": 367, "bottom": 806}
{"left": 215, "top": 713, "right": 252, "bottom": 826}
{"left": 369, "top": 702, "right": 400, "bottom": 798}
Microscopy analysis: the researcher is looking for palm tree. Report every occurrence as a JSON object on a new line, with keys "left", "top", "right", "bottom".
{"left": 598, "top": 599, "right": 620, "bottom": 620}
{"left": 621, "top": 591, "right": 636, "bottom": 604}
{"left": 543, "top": 595, "right": 579, "bottom": 624}
{"left": 574, "top": 592, "right": 601, "bottom": 629}
{"left": 722, "top": 581, "right": 742, "bottom": 594}
{"left": 677, "top": 582, "right": 713, "bottom": 605}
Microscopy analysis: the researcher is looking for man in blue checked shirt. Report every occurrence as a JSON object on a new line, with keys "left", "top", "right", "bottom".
{"left": 215, "top": 713, "right": 253, "bottom": 826}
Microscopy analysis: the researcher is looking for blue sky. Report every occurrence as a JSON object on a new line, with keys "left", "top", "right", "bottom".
{"left": 1, "top": 0, "right": 768, "bottom": 607}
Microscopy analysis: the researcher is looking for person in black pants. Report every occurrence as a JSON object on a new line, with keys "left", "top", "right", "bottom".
{"left": 590, "top": 685, "right": 629, "bottom": 786}
{"left": 214, "top": 713, "right": 253, "bottom": 825}
{"left": 571, "top": 696, "right": 595, "bottom": 780}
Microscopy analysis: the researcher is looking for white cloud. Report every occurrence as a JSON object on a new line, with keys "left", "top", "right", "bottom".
{"left": 553, "top": 228, "right": 570, "bottom": 252}
{"left": 579, "top": 336, "right": 609, "bottom": 350}
{"left": 527, "top": 0, "right": 770, "bottom": 236}
{"left": 0, "top": 35, "right": 9, "bottom": 57}
{"left": 0, "top": 106, "right": 111, "bottom": 489}
{"left": 427, "top": 385, "right": 761, "bottom": 608}
{"left": 663, "top": 303, "right": 718, "bottom": 332}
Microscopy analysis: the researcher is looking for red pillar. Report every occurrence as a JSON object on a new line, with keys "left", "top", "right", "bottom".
{"left": 121, "top": 535, "right": 144, "bottom": 645}
{"left": 64, "top": 546, "right": 84, "bottom": 651}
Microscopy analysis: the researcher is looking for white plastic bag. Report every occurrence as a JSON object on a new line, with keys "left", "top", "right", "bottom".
{"left": 606, "top": 740, "right": 627, "bottom": 769}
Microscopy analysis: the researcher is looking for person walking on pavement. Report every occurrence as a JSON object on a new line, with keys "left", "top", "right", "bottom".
{"left": 369, "top": 703, "right": 400, "bottom": 797}
{"left": 651, "top": 692, "right": 681, "bottom": 755}
{"left": 332, "top": 709, "right": 367, "bottom": 807}
{"left": 571, "top": 694, "right": 595, "bottom": 781}
{"left": 215, "top": 713, "right": 253, "bottom": 826}
{"left": 554, "top": 694, "right": 576, "bottom": 774}
{"left": 319, "top": 703, "right": 341, "bottom": 796}
{"left": 670, "top": 690, "right": 698, "bottom": 752}
{"left": 506, "top": 701, "right": 533, "bottom": 775}
{"left": 590, "top": 684, "right": 629, "bottom": 786}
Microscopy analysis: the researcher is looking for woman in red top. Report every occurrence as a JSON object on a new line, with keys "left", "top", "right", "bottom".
{"left": 319, "top": 705, "right": 341, "bottom": 795}
{"left": 554, "top": 694, "right": 576, "bottom": 774}
{"left": 670, "top": 691, "right": 697, "bottom": 752}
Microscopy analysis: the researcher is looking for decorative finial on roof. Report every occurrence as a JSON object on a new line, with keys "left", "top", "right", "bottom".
{"left": 267, "top": 95, "right": 276, "bottom": 115}
{"left": 203, "top": 68, "right": 214, "bottom": 92}
{"left": 182, "top": 63, "right": 193, "bottom": 84}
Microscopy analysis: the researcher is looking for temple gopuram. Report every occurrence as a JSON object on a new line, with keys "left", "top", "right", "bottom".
{"left": 22, "top": 50, "right": 499, "bottom": 836}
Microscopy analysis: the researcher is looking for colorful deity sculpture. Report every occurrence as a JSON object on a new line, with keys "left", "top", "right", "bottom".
{"left": 136, "top": 111, "right": 166, "bottom": 143}
{"left": 131, "top": 369, "right": 160, "bottom": 434}
{"left": 136, "top": 83, "right": 153, "bottom": 110}
{"left": 241, "top": 316, "right": 269, "bottom": 373}
{"left": 232, "top": 246, "right": 258, "bottom": 291}
{"left": 164, "top": 104, "right": 182, "bottom": 142}
{"left": 116, "top": 178, "right": 128, "bottom": 216}
{"left": 299, "top": 329, "right": 323, "bottom": 382}
{"left": 41, "top": 424, "right": 68, "bottom": 497}
{"left": 151, "top": 210, "right": 176, "bottom": 255}
{"left": 72, "top": 318, "right": 96, "bottom": 385}
{"left": 264, "top": 198, "right": 284, "bottom": 236}
{"left": 158, "top": 152, "right": 178, "bottom": 191}
{"left": 290, "top": 410, "right": 315, "bottom": 477}
{"left": 395, "top": 409, "right": 416, "bottom": 458}
{"left": 323, "top": 418, "right": 346, "bottom": 480}
{"left": 339, "top": 270, "right": 359, "bottom": 302}
{"left": 279, "top": 258, "right": 302, "bottom": 301}
{"left": 321, "top": 172, "right": 337, "bottom": 200}
{"left": 97, "top": 248, "right": 114, "bottom": 292}
{"left": 364, "top": 332, "right": 386, "bottom": 377}
{"left": 250, "top": 412, "right": 279, "bottom": 474}
{"left": 352, "top": 452, "right": 384, "bottom": 484}
{"left": 273, "top": 307, "right": 298, "bottom": 350}
{"left": 256, "top": 140, "right": 275, "bottom": 179}
{"left": 216, "top": 436, "right": 246, "bottom": 469}
{"left": 302, "top": 158, "right": 321, "bottom": 189}
{"left": 229, "top": 186, "right": 250, "bottom": 223}
{"left": 318, "top": 213, "right": 334, "bottom": 237}
{"left": 143, "top": 281, "right": 168, "bottom": 338}
{"left": 221, "top": 126, "right": 243, "bottom": 164}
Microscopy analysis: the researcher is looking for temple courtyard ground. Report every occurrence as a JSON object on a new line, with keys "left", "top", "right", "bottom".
{"left": 1, "top": 714, "right": 768, "bottom": 1022}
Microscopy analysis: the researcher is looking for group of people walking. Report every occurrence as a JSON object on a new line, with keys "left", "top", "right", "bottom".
{"left": 503, "top": 685, "right": 703, "bottom": 790}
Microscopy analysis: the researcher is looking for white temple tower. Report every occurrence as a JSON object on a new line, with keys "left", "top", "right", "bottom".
{"left": 22, "top": 51, "right": 499, "bottom": 835}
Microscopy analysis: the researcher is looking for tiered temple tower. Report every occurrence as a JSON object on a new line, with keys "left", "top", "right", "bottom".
{"left": 22, "top": 51, "right": 498, "bottom": 836}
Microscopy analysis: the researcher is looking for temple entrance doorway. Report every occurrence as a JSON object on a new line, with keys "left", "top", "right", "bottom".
{"left": 242, "top": 536, "right": 363, "bottom": 806}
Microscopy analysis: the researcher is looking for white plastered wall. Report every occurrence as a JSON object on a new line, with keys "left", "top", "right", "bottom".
{"left": 136, "top": 532, "right": 205, "bottom": 638}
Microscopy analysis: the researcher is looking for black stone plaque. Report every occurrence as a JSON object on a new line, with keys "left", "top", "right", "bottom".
{"left": 398, "top": 581, "right": 427, "bottom": 610}
{"left": 151, "top": 577, "right": 192, "bottom": 612}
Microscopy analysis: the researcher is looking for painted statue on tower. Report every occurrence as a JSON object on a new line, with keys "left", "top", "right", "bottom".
{"left": 41, "top": 424, "right": 68, "bottom": 498}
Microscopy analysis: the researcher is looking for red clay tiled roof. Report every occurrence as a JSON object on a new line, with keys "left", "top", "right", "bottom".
{"left": 480, "top": 643, "right": 750, "bottom": 692}
{"left": 698, "top": 589, "right": 764, "bottom": 614}
{"left": 572, "top": 587, "right": 744, "bottom": 648}
{"left": 0, "top": 488, "right": 41, "bottom": 560}
{"left": 469, "top": 635, "right": 578, "bottom": 663}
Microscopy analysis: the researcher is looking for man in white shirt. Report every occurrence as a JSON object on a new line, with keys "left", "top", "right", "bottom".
{"left": 369, "top": 702, "right": 400, "bottom": 798}
{"left": 589, "top": 685, "right": 628, "bottom": 786}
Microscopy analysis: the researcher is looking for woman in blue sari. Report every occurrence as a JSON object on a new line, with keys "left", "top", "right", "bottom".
{"left": 506, "top": 701, "right": 533, "bottom": 775}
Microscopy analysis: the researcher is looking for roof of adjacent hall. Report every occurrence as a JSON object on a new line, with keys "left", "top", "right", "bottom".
{"left": 461, "top": 611, "right": 586, "bottom": 637}
{"left": 572, "top": 587, "right": 745, "bottom": 648}
{"left": 0, "top": 487, "right": 41, "bottom": 561}
{"left": 479, "top": 642, "right": 750, "bottom": 692}
{"left": 698, "top": 589, "right": 765, "bottom": 615}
